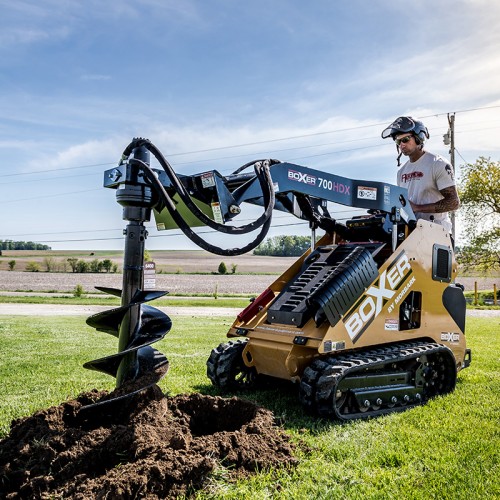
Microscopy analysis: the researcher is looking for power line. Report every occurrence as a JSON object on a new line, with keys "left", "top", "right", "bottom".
{"left": 13, "top": 221, "right": 309, "bottom": 244}
{"left": 2, "top": 208, "right": 364, "bottom": 244}
{"left": 454, "top": 148, "right": 470, "bottom": 165}
{"left": 2, "top": 105, "right": 498, "bottom": 244}
{"left": 2, "top": 120, "right": 497, "bottom": 187}
{"left": 0, "top": 171, "right": 103, "bottom": 186}
{"left": 0, "top": 188, "right": 101, "bottom": 205}
{"left": 3, "top": 104, "right": 499, "bottom": 181}
{"left": 0, "top": 136, "right": 388, "bottom": 186}
{"left": 3, "top": 162, "right": 116, "bottom": 178}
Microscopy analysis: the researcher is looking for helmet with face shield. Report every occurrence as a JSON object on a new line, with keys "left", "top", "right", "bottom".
{"left": 381, "top": 116, "right": 430, "bottom": 145}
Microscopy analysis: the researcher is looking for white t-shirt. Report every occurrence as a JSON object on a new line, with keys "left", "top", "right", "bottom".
{"left": 397, "top": 151, "right": 456, "bottom": 232}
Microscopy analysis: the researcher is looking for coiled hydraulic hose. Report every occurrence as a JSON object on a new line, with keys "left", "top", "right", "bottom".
{"left": 121, "top": 138, "right": 277, "bottom": 256}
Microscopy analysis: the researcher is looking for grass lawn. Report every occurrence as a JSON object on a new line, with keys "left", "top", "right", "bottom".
{"left": 0, "top": 294, "right": 252, "bottom": 308}
{"left": 0, "top": 314, "right": 498, "bottom": 499}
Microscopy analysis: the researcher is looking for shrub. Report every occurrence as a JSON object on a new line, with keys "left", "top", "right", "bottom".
{"left": 57, "top": 259, "right": 68, "bottom": 272}
{"left": 8, "top": 260, "right": 16, "bottom": 271}
{"left": 218, "top": 262, "right": 227, "bottom": 274}
{"left": 43, "top": 257, "right": 55, "bottom": 272}
{"left": 26, "top": 262, "right": 41, "bottom": 272}
{"left": 89, "top": 259, "right": 103, "bottom": 273}
{"left": 73, "top": 284, "right": 85, "bottom": 298}
{"left": 102, "top": 259, "right": 113, "bottom": 273}
{"left": 75, "top": 260, "right": 89, "bottom": 273}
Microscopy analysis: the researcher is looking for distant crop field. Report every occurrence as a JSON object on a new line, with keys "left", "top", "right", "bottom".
{"left": 0, "top": 249, "right": 296, "bottom": 274}
{"left": 0, "top": 270, "right": 278, "bottom": 295}
{"left": 0, "top": 250, "right": 498, "bottom": 294}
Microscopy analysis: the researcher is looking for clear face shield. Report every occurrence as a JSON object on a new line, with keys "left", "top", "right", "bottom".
{"left": 382, "top": 116, "right": 423, "bottom": 167}
{"left": 381, "top": 116, "right": 417, "bottom": 139}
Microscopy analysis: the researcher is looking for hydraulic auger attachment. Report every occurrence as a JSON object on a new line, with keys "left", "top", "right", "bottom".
{"left": 82, "top": 137, "right": 277, "bottom": 408}
{"left": 83, "top": 144, "right": 172, "bottom": 405}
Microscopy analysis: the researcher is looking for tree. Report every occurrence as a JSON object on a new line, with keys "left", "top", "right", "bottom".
{"left": 253, "top": 235, "right": 312, "bottom": 257}
{"left": 102, "top": 259, "right": 113, "bottom": 273}
{"left": 0, "top": 240, "right": 51, "bottom": 250}
{"left": 43, "top": 257, "right": 55, "bottom": 272}
{"left": 218, "top": 261, "right": 227, "bottom": 274}
{"left": 67, "top": 258, "right": 78, "bottom": 272}
{"left": 458, "top": 157, "right": 500, "bottom": 271}
{"left": 8, "top": 260, "right": 15, "bottom": 271}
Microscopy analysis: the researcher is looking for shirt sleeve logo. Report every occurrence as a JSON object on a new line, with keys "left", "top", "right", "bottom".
{"left": 445, "top": 164, "right": 454, "bottom": 180}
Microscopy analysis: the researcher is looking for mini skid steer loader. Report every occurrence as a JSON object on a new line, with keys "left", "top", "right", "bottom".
{"left": 92, "top": 138, "right": 470, "bottom": 419}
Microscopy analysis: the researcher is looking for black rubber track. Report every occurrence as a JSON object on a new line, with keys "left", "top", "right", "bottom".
{"left": 299, "top": 341, "right": 457, "bottom": 420}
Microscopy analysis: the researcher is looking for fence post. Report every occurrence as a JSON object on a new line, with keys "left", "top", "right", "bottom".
{"left": 474, "top": 281, "right": 478, "bottom": 306}
{"left": 494, "top": 284, "right": 498, "bottom": 306}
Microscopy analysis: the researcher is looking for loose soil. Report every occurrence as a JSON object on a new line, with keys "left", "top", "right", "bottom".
{"left": 0, "top": 384, "right": 298, "bottom": 499}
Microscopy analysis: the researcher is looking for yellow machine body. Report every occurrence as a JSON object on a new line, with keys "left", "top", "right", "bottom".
{"left": 227, "top": 221, "right": 468, "bottom": 384}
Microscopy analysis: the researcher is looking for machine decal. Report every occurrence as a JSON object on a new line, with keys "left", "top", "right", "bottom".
{"left": 288, "top": 169, "right": 317, "bottom": 186}
{"left": 211, "top": 202, "right": 224, "bottom": 223}
{"left": 383, "top": 185, "right": 391, "bottom": 205}
{"left": 343, "top": 251, "right": 413, "bottom": 343}
{"left": 259, "top": 325, "right": 305, "bottom": 335}
{"left": 323, "top": 340, "right": 346, "bottom": 352}
{"left": 384, "top": 319, "right": 399, "bottom": 331}
{"left": 357, "top": 186, "right": 377, "bottom": 200}
{"left": 386, "top": 275, "right": 416, "bottom": 314}
{"left": 318, "top": 177, "right": 350, "bottom": 194}
{"left": 287, "top": 169, "right": 351, "bottom": 195}
{"left": 200, "top": 171, "right": 216, "bottom": 188}
{"left": 441, "top": 332, "right": 460, "bottom": 343}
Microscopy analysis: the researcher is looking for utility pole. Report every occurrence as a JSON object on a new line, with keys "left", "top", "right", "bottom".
{"left": 443, "top": 113, "right": 456, "bottom": 241}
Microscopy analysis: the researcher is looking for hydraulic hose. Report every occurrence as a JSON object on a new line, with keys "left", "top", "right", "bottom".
{"left": 122, "top": 138, "right": 276, "bottom": 235}
{"left": 121, "top": 138, "right": 276, "bottom": 256}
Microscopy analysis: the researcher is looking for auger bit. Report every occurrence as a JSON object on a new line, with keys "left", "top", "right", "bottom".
{"left": 83, "top": 145, "right": 172, "bottom": 408}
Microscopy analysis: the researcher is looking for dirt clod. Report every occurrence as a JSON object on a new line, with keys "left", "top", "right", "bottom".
{"left": 0, "top": 386, "right": 297, "bottom": 499}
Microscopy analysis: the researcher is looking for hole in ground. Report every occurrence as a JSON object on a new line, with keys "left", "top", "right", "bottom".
{"left": 174, "top": 394, "right": 258, "bottom": 436}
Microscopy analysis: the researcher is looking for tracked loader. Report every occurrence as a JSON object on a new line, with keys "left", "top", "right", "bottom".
{"left": 91, "top": 138, "right": 470, "bottom": 419}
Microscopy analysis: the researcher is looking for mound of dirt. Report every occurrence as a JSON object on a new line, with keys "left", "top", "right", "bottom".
{"left": 0, "top": 386, "right": 298, "bottom": 499}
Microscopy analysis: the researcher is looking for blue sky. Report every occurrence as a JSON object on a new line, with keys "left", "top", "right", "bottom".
{"left": 1, "top": 0, "right": 499, "bottom": 251}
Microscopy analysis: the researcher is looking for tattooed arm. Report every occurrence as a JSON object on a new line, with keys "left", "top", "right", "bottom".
{"left": 410, "top": 186, "right": 460, "bottom": 214}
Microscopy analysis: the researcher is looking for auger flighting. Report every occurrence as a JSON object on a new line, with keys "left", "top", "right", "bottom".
{"left": 84, "top": 144, "right": 172, "bottom": 401}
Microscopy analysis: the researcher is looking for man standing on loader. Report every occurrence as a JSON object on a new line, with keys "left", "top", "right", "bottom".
{"left": 381, "top": 116, "right": 460, "bottom": 234}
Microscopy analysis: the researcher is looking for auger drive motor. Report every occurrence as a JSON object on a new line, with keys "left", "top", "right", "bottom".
{"left": 84, "top": 137, "right": 471, "bottom": 418}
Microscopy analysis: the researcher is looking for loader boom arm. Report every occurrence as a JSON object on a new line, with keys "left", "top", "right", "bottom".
{"left": 104, "top": 156, "right": 415, "bottom": 232}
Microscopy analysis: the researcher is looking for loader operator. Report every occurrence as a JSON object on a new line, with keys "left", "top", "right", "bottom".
{"left": 381, "top": 116, "right": 460, "bottom": 234}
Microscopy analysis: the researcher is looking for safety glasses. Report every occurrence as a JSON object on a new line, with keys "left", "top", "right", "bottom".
{"left": 395, "top": 136, "right": 413, "bottom": 146}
